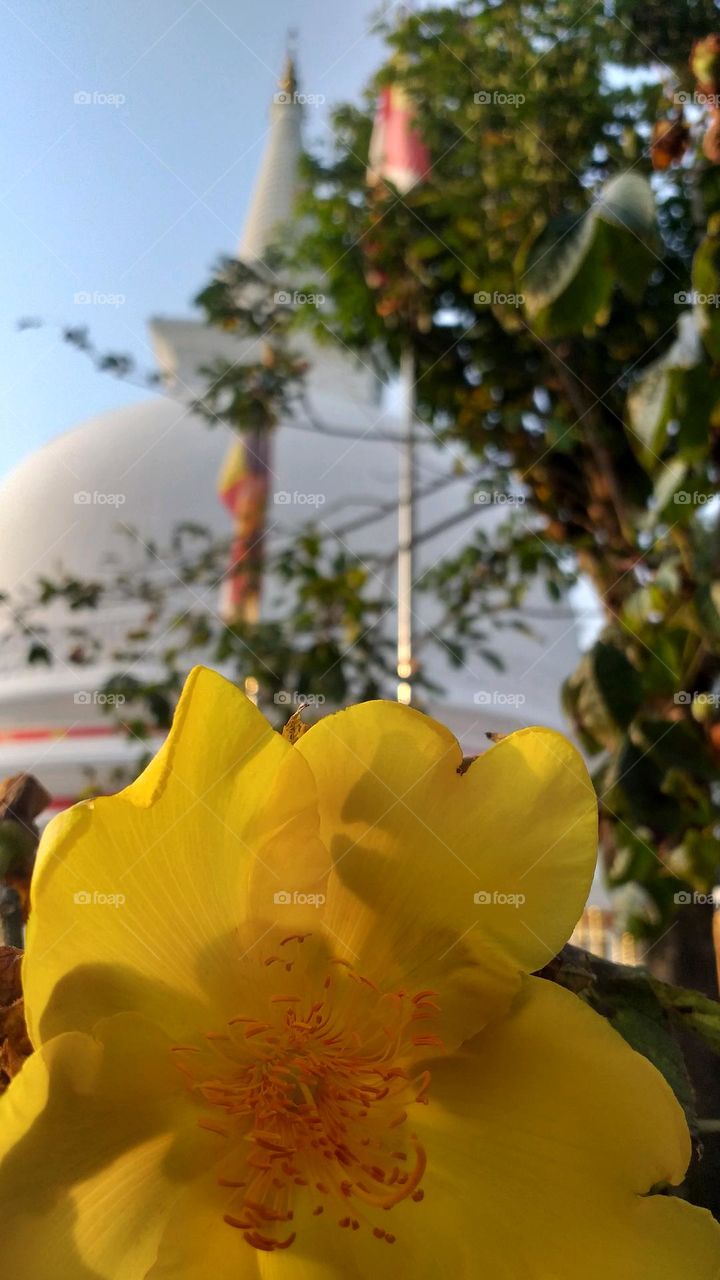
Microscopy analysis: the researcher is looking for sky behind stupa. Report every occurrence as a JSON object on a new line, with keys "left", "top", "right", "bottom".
{"left": 0, "top": 0, "right": 386, "bottom": 477}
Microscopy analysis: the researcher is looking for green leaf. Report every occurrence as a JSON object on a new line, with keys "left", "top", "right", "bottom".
{"left": 478, "top": 647, "right": 504, "bottom": 672}
{"left": 27, "top": 642, "right": 51, "bottom": 665}
{"left": 626, "top": 315, "right": 704, "bottom": 473}
{"left": 520, "top": 173, "right": 656, "bottom": 337}
{"left": 692, "top": 227, "right": 720, "bottom": 362}
{"left": 605, "top": 734, "right": 681, "bottom": 830}
{"left": 563, "top": 640, "right": 643, "bottom": 751}
{"left": 0, "top": 822, "right": 36, "bottom": 877}
{"left": 592, "top": 641, "right": 643, "bottom": 730}
{"left": 594, "top": 172, "right": 657, "bottom": 303}
{"left": 655, "top": 980, "right": 720, "bottom": 1057}
{"left": 410, "top": 235, "right": 444, "bottom": 261}
{"left": 675, "top": 364, "right": 717, "bottom": 459}
{"left": 652, "top": 456, "right": 689, "bottom": 514}
{"left": 520, "top": 212, "right": 604, "bottom": 335}
{"left": 594, "top": 171, "right": 657, "bottom": 240}
{"left": 632, "top": 717, "right": 718, "bottom": 783}
{"left": 627, "top": 364, "right": 679, "bottom": 468}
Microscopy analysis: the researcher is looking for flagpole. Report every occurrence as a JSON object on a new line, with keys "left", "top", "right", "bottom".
{"left": 397, "top": 343, "right": 415, "bottom": 704}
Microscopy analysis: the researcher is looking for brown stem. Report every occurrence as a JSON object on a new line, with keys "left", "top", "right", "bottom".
{"left": 547, "top": 344, "right": 636, "bottom": 548}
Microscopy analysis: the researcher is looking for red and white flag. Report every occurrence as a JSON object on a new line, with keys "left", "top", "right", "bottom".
{"left": 367, "top": 84, "right": 431, "bottom": 195}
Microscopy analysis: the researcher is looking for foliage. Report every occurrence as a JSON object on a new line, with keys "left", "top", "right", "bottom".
{"left": 279, "top": 0, "right": 720, "bottom": 943}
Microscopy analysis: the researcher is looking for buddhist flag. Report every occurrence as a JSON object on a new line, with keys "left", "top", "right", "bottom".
{"left": 217, "top": 431, "right": 271, "bottom": 623}
{"left": 367, "top": 83, "right": 431, "bottom": 195}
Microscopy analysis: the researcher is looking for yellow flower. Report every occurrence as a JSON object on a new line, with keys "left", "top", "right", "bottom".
{"left": 1, "top": 666, "right": 718, "bottom": 1278}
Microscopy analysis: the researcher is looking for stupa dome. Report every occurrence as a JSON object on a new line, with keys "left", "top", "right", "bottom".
{"left": 0, "top": 54, "right": 583, "bottom": 826}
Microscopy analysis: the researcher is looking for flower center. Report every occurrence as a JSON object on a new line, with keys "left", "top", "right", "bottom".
{"left": 172, "top": 933, "right": 441, "bottom": 1253}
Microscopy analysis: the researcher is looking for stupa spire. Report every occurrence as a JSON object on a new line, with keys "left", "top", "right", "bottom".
{"left": 238, "top": 44, "right": 303, "bottom": 267}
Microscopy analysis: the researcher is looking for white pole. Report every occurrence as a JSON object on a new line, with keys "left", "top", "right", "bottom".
{"left": 397, "top": 344, "right": 415, "bottom": 704}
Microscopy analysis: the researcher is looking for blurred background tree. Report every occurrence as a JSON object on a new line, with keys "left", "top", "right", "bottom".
{"left": 280, "top": 0, "right": 720, "bottom": 975}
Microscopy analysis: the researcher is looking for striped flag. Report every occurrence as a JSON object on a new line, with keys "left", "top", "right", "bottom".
{"left": 217, "top": 431, "right": 271, "bottom": 623}
{"left": 367, "top": 83, "right": 431, "bottom": 195}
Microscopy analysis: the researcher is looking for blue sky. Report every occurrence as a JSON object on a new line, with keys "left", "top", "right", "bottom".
{"left": 0, "top": 0, "right": 385, "bottom": 478}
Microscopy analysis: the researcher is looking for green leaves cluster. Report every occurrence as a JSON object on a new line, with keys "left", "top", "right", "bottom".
{"left": 521, "top": 173, "right": 658, "bottom": 337}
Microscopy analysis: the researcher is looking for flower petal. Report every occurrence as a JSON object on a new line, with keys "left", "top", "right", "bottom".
{"left": 0, "top": 1014, "right": 218, "bottom": 1280}
{"left": 220, "top": 979, "right": 717, "bottom": 1280}
{"left": 25, "top": 667, "right": 327, "bottom": 1045}
{"left": 294, "top": 703, "right": 597, "bottom": 1040}
{"left": 402, "top": 977, "right": 720, "bottom": 1278}
{"left": 54, "top": 982, "right": 715, "bottom": 1280}
{"left": 145, "top": 1170, "right": 263, "bottom": 1279}
{"left": 250, "top": 980, "right": 718, "bottom": 1279}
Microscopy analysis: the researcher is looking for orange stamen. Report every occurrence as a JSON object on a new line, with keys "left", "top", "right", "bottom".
{"left": 173, "top": 961, "right": 438, "bottom": 1256}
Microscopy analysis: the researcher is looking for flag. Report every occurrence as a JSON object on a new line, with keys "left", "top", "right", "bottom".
{"left": 367, "top": 83, "right": 431, "bottom": 195}
{"left": 217, "top": 431, "right": 271, "bottom": 623}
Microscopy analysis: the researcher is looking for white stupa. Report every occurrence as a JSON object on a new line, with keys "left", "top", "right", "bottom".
{"left": 0, "top": 57, "right": 582, "bottom": 817}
